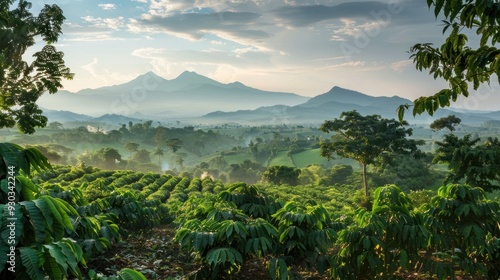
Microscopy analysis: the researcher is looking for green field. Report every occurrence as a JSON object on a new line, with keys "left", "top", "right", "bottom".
{"left": 268, "top": 150, "right": 294, "bottom": 167}
{"left": 223, "top": 152, "right": 252, "bottom": 165}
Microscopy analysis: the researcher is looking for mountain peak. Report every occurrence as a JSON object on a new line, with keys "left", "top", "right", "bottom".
{"left": 173, "top": 70, "right": 220, "bottom": 86}
{"left": 301, "top": 86, "right": 402, "bottom": 108}
{"left": 327, "top": 86, "right": 363, "bottom": 95}
{"left": 135, "top": 71, "right": 166, "bottom": 82}
{"left": 176, "top": 70, "right": 205, "bottom": 79}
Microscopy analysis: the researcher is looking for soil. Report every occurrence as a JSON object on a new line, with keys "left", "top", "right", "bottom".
{"left": 84, "top": 225, "right": 490, "bottom": 280}
{"left": 85, "top": 224, "right": 275, "bottom": 279}
{"left": 85, "top": 224, "right": 197, "bottom": 279}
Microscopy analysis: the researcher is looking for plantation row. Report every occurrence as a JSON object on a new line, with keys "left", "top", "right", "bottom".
{"left": 35, "top": 164, "right": 500, "bottom": 279}
{"left": 1, "top": 144, "right": 500, "bottom": 279}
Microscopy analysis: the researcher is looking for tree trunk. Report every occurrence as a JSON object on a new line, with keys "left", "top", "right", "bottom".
{"left": 362, "top": 163, "right": 368, "bottom": 197}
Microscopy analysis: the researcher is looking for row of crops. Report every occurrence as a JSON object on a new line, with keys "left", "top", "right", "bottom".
{"left": 2, "top": 143, "right": 500, "bottom": 279}
{"left": 36, "top": 163, "right": 500, "bottom": 279}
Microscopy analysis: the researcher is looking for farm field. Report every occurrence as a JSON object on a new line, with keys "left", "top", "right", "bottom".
{"left": 2, "top": 153, "right": 494, "bottom": 279}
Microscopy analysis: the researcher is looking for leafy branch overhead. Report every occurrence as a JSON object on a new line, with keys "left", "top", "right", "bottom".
{"left": 0, "top": 0, "right": 73, "bottom": 134}
{"left": 398, "top": 0, "right": 500, "bottom": 120}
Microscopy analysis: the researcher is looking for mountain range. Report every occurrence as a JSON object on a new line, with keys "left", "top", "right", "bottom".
{"left": 38, "top": 71, "right": 500, "bottom": 126}
{"left": 37, "top": 71, "right": 308, "bottom": 118}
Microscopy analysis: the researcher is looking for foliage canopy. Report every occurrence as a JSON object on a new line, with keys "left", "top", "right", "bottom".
{"left": 430, "top": 115, "right": 462, "bottom": 132}
{"left": 398, "top": 0, "right": 500, "bottom": 119}
{"left": 434, "top": 134, "right": 500, "bottom": 192}
{"left": 0, "top": 0, "right": 73, "bottom": 134}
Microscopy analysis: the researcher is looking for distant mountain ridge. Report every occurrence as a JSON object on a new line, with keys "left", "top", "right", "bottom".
{"left": 299, "top": 86, "right": 411, "bottom": 108}
{"left": 37, "top": 71, "right": 308, "bottom": 117}
{"left": 201, "top": 86, "right": 500, "bottom": 125}
{"left": 37, "top": 71, "right": 500, "bottom": 125}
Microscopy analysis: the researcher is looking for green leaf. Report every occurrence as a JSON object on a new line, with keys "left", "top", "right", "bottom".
{"left": 56, "top": 239, "right": 82, "bottom": 276}
{"left": 268, "top": 257, "right": 288, "bottom": 280}
{"left": 20, "top": 201, "right": 46, "bottom": 244}
{"left": 43, "top": 253, "right": 64, "bottom": 280}
{"left": 400, "top": 249, "right": 409, "bottom": 267}
{"left": 435, "top": 0, "right": 445, "bottom": 18}
{"left": 0, "top": 143, "right": 29, "bottom": 175}
{"left": 17, "top": 175, "right": 40, "bottom": 200}
{"left": 119, "top": 268, "right": 147, "bottom": 280}
{"left": 39, "top": 196, "right": 63, "bottom": 227}
{"left": 363, "top": 236, "right": 371, "bottom": 250}
{"left": 44, "top": 243, "right": 69, "bottom": 274}
{"left": 24, "top": 146, "right": 52, "bottom": 173}
{"left": 20, "top": 247, "right": 45, "bottom": 280}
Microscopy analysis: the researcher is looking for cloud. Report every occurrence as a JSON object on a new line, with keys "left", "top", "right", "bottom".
{"left": 65, "top": 31, "right": 127, "bottom": 42}
{"left": 82, "top": 16, "right": 126, "bottom": 30}
{"left": 145, "top": 0, "right": 275, "bottom": 16}
{"left": 271, "top": 1, "right": 428, "bottom": 29}
{"left": 82, "top": 58, "right": 108, "bottom": 84}
{"left": 132, "top": 0, "right": 148, "bottom": 3}
{"left": 391, "top": 60, "right": 413, "bottom": 72}
{"left": 147, "top": 0, "right": 196, "bottom": 16}
{"left": 329, "top": 18, "right": 388, "bottom": 39}
{"left": 273, "top": 2, "right": 389, "bottom": 27}
{"left": 131, "top": 11, "right": 269, "bottom": 42}
{"left": 321, "top": 60, "right": 366, "bottom": 69}
{"left": 81, "top": 58, "right": 138, "bottom": 87}
{"left": 98, "top": 4, "right": 117, "bottom": 10}
{"left": 131, "top": 47, "right": 272, "bottom": 69}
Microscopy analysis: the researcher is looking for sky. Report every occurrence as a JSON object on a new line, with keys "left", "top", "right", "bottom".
{"left": 27, "top": 0, "right": 500, "bottom": 111}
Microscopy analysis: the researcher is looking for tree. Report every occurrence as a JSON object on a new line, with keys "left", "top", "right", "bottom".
{"left": 262, "top": 165, "right": 301, "bottom": 186}
{"left": 166, "top": 138, "right": 183, "bottom": 153}
{"left": 131, "top": 149, "right": 151, "bottom": 164}
{"left": 320, "top": 110, "right": 421, "bottom": 197}
{"left": 430, "top": 115, "right": 461, "bottom": 132}
{"left": 154, "top": 127, "right": 167, "bottom": 146}
{"left": 102, "top": 148, "right": 122, "bottom": 167}
{"left": 434, "top": 134, "right": 500, "bottom": 192}
{"left": 153, "top": 147, "right": 165, "bottom": 167}
{"left": 398, "top": 0, "right": 500, "bottom": 119}
{"left": 318, "top": 164, "right": 354, "bottom": 186}
{"left": 0, "top": 1, "right": 73, "bottom": 134}
{"left": 47, "top": 121, "right": 64, "bottom": 129}
{"left": 125, "top": 142, "right": 140, "bottom": 157}
{"left": 229, "top": 160, "right": 263, "bottom": 184}
{"left": 106, "top": 129, "right": 122, "bottom": 142}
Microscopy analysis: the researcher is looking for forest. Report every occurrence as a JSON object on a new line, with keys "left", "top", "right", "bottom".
{"left": 1, "top": 0, "right": 500, "bottom": 279}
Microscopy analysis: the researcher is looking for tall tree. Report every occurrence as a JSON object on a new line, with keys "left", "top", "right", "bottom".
{"left": 0, "top": 0, "right": 73, "bottom": 133}
{"left": 398, "top": 0, "right": 500, "bottom": 119}
{"left": 320, "top": 110, "right": 421, "bottom": 197}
